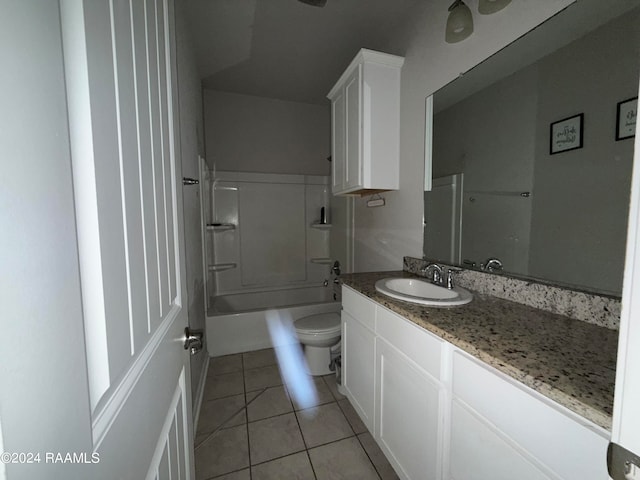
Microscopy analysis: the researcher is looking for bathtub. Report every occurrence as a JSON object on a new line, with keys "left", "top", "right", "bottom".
{"left": 205, "top": 286, "right": 341, "bottom": 356}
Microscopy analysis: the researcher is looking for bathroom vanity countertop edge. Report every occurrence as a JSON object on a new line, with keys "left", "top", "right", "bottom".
{"left": 341, "top": 271, "right": 617, "bottom": 431}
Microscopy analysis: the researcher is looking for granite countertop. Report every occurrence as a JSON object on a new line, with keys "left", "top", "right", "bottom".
{"left": 341, "top": 271, "right": 618, "bottom": 431}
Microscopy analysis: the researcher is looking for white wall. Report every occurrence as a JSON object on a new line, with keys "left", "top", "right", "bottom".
{"left": 204, "top": 90, "right": 330, "bottom": 175}
{"left": 175, "top": 0, "right": 207, "bottom": 404}
{"left": 352, "top": 0, "right": 574, "bottom": 272}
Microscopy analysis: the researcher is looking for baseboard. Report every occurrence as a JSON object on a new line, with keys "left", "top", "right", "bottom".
{"left": 192, "top": 355, "right": 209, "bottom": 431}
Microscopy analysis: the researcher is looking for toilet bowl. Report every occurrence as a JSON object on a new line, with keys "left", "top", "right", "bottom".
{"left": 294, "top": 312, "right": 341, "bottom": 376}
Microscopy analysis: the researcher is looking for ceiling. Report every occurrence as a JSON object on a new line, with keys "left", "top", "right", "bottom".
{"left": 185, "top": 0, "right": 422, "bottom": 105}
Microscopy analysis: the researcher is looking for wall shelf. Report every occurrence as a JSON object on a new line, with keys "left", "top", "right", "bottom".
{"left": 310, "top": 258, "right": 333, "bottom": 265}
{"left": 208, "top": 263, "right": 237, "bottom": 272}
{"left": 310, "top": 223, "right": 332, "bottom": 230}
{"left": 206, "top": 223, "right": 236, "bottom": 232}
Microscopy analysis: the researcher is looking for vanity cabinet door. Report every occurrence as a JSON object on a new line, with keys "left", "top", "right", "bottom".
{"left": 375, "top": 338, "right": 444, "bottom": 480}
{"left": 449, "top": 400, "right": 553, "bottom": 480}
{"left": 450, "top": 350, "right": 609, "bottom": 480}
{"left": 342, "top": 309, "right": 376, "bottom": 431}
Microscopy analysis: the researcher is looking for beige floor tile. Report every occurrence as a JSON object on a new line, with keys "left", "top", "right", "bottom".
{"left": 338, "top": 398, "right": 367, "bottom": 434}
{"left": 194, "top": 432, "right": 208, "bottom": 446}
{"left": 243, "top": 348, "right": 277, "bottom": 370}
{"left": 248, "top": 413, "right": 305, "bottom": 465}
{"left": 244, "top": 365, "right": 283, "bottom": 392}
{"left": 289, "top": 375, "right": 335, "bottom": 410}
{"left": 309, "top": 436, "right": 380, "bottom": 479}
{"left": 209, "top": 354, "right": 243, "bottom": 375}
{"left": 251, "top": 451, "right": 315, "bottom": 480}
{"left": 322, "top": 374, "right": 346, "bottom": 400}
{"left": 203, "top": 371, "right": 245, "bottom": 401}
{"left": 296, "top": 402, "right": 353, "bottom": 448}
{"left": 195, "top": 425, "right": 249, "bottom": 479}
{"left": 210, "top": 469, "right": 250, "bottom": 480}
{"left": 247, "top": 385, "right": 293, "bottom": 422}
{"left": 197, "top": 394, "right": 246, "bottom": 435}
{"left": 358, "top": 432, "right": 400, "bottom": 480}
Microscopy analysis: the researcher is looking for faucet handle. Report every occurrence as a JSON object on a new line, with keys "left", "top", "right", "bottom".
{"left": 446, "top": 267, "right": 462, "bottom": 289}
{"left": 481, "top": 257, "right": 503, "bottom": 272}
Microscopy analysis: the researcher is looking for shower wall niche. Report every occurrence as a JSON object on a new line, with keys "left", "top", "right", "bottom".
{"left": 205, "top": 171, "right": 332, "bottom": 309}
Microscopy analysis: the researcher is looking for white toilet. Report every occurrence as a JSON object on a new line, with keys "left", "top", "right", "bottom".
{"left": 294, "top": 312, "right": 341, "bottom": 376}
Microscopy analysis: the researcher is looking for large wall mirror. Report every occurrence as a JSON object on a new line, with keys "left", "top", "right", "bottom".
{"left": 424, "top": 0, "right": 639, "bottom": 296}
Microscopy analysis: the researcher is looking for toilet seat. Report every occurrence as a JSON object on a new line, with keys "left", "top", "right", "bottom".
{"left": 294, "top": 313, "right": 341, "bottom": 335}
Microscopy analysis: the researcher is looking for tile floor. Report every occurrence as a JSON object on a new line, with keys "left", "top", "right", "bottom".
{"left": 195, "top": 348, "right": 400, "bottom": 480}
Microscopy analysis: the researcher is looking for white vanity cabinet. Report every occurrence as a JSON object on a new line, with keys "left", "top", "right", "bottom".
{"left": 342, "top": 286, "right": 445, "bottom": 480}
{"left": 327, "top": 49, "right": 403, "bottom": 196}
{"left": 450, "top": 350, "right": 609, "bottom": 480}
{"left": 340, "top": 285, "right": 611, "bottom": 480}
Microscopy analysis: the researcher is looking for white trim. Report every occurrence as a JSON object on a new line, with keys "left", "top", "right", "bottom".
{"left": 59, "top": 0, "right": 111, "bottom": 411}
{"left": 327, "top": 48, "right": 405, "bottom": 100}
{"left": 192, "top": 356, "right": 210, "bottom": 430}
{"left": 611, "top": 77, "right": 640, "bottom": 452}
{"left": 199, "top": 156, "right": 209, "bottom": 314}
{"left": 91, "top": 304, "right": 181, "bottom": 448}
{"left": 145, "top": 368, "right": 188, "bottom": 480}
{"left": 108, "top": 0, "right": 136, "bottom": 356}
{"left": 424, "top": 95, "right": 433, "bottom": 192}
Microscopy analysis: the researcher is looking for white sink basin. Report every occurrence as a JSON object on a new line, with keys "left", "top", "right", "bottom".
{"left": 374, "top": 277, "right": 473, "bottom": 306}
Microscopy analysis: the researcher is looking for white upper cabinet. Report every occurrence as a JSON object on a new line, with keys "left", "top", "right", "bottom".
{"left": 327, "top": 49, "right": 404, "bottom": 196}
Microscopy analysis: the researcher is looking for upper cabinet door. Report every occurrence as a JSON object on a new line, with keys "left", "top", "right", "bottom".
{"left": 327, "top": 49, "right": 403, "bottom": 196}
{"left": 331, "top": 89, "right": 346, "bottom": 192}
{"left": 344, "top": 65, "right": 362, "bottom": 190}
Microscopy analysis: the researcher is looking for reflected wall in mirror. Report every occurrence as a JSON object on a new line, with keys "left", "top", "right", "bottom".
{"left": 424, "top": 1, "right": 640, "bottom": 296}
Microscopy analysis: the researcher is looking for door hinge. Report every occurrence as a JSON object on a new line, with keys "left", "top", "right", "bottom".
{"left": 608, "top": 442, "right": 640, "bottom": 480}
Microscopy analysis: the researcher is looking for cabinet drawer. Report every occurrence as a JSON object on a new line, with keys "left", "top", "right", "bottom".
{"left": 376, "top": 305, "right": 443, "bottom": 380}
{"left": 342, "top": 286, "right": 375, "bottom": 329}
{"left": 452, "top": 350, "right": 608, "bottom": 480}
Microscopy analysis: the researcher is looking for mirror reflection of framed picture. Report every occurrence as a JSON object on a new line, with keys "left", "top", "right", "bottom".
{"left": 616, "top": 97, "right": 637, "bottom": 141}
{"left": 550, "top": 113, "right": 584, "bottom": 155}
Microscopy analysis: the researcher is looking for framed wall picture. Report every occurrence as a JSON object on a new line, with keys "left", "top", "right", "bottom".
{"left": 550, "top": 113, "right": 584, "bottom": 155}
{"left": 616, "top": 96, "right": 637, "bottom": 141}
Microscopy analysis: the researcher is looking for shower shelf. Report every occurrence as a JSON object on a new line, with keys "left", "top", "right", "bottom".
{"left": 206, "top": 223, "right": 236, "bottom": 232}
{"left": 208, "top": 263, "right": 237, "bottom": 272}
{"left": 310, "top": 223, "right": 332, "bottom": 230}
{"left": 310, "top": 258, "right": 332, "bottom": 265}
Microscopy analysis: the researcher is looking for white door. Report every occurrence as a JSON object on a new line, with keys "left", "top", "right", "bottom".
{"left": 423, "top": 174, "right": 463, "bottom": 265}
{"left": 610, "top": 79, "right": 640, "bottom": 479}
{"left": 1, "top": 0, "right": 194, "bottom": 478}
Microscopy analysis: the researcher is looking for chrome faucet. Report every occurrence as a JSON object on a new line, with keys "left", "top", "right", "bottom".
{"left": 421, "top": 263, "right": 444, "bottom": 285}
{"left": 482, "top": 257, "right": 503, "bottom": 272}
